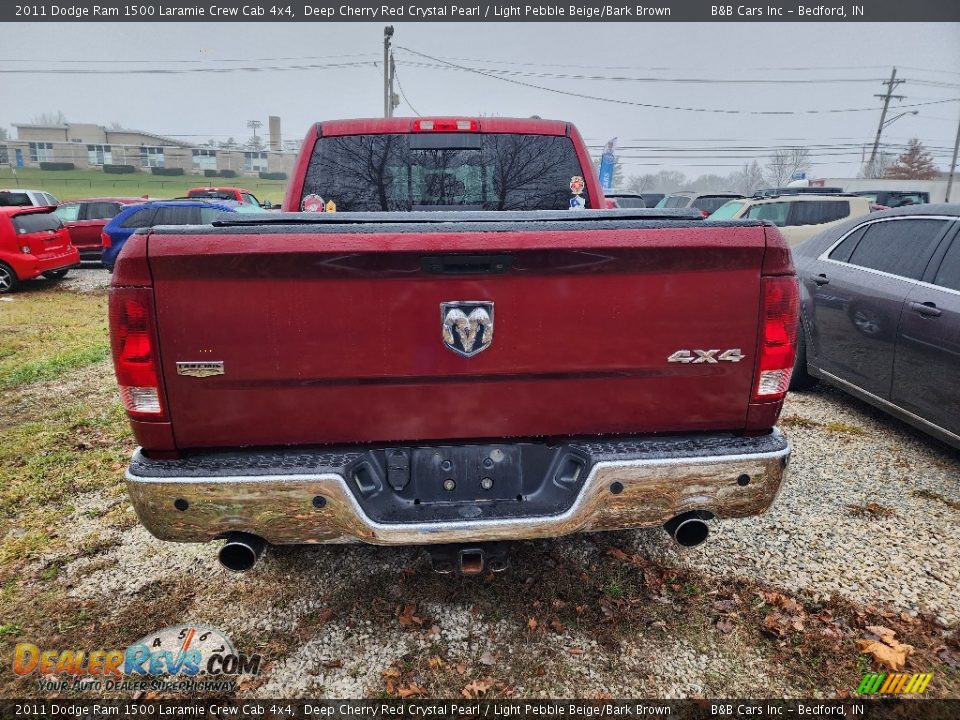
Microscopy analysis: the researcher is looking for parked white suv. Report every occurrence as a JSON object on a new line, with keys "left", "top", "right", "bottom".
{"left": 708, "top": 194, "right": 874, "bottom": 245}
{"left": 0, "top": 189, "right": 60, "bottom": 207}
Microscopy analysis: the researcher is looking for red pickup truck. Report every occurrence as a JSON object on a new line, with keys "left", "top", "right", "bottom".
{"left": 111, "top": 117, "right": 797, "bottom": 575}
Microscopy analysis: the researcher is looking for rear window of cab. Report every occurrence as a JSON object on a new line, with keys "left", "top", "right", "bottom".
{"left": 302, "top": 133, "right": 589, "bottom": 211}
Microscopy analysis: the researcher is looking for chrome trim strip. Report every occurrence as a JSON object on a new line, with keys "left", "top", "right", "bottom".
{"left": 818, "top": 369, "right": 960, "bottom": 444}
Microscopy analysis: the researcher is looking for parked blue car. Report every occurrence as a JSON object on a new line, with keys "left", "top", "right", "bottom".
{"left": 101, "top": 199, "right": 238, "bottom": 270}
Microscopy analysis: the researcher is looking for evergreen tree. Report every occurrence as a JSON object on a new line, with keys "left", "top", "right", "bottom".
{"left": 883, "top": 139, "right": 939, "bottom": 180}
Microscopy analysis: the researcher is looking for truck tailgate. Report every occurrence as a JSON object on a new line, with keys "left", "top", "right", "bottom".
{"left": 146, "top": 215, "right": 768, "bottom": 449}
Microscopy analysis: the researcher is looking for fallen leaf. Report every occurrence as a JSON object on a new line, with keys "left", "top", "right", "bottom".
{"left": 397, "top": 602, "right": 423, "bottom": 628}
{"left": 462, "top": 678, "right": 494, "bottom": 698}
{"left": 479, "top": 650, "right": 495, "bottom": 666}
{"left": 858, "top": 627, "right": 914, "bottom": 671}
{"left": 934, "top": 645, "right": 960, "bottom": 668}
{"left": 382, "top": 667, "right": 401, "bottom": 679}
{"left": 398, "top": 683, "right": 423, "bottom": 698}
{"left": 316, "top": 608, "right": 334, "bottom": 623}
{"left": 568, "top": 647, "right": 584, "bottom": 655}
{"left": 455, "top": 661, "right": 468, "bottom": 675}
{"left": 607, "top": 547, "right": 630, "bottom": 561}
{"left": 716, "top": 618, "right": 735, "bottom": 634}
{"left": 549, "top": 617, "right": 566, "bottom": 633}
{"left": 527, "top": 617, "right": 538, "bottom": 631}
{"left": 428, "top": 656, "right": 444, "bottom": 670}
{"left": 322, "top": 659, "right": 343, "bottom": 669}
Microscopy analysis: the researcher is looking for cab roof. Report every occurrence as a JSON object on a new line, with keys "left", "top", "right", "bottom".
{"left": 317, "top": 117, "right": 571, "bottom": 137}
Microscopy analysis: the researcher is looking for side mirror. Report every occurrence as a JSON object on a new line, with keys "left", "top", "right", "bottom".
{"left": 263, "top": 200, "right": 273, "bottom": 209}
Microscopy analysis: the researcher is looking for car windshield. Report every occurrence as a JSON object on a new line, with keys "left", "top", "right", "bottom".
{"left": 707, "top": 201, "right": 744, "bottom": 220}
{"left": 302, "top": 133, "right": 589, "bottom": 211}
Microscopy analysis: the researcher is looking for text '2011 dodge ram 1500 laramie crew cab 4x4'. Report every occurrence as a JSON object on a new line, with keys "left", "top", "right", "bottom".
{"left": 110, "top": 117, "right": 797, "bottom": 574}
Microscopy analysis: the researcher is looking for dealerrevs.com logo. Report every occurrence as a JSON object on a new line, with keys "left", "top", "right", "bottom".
{"left": 12, "top": 625, "right": 261, "bottom": 693}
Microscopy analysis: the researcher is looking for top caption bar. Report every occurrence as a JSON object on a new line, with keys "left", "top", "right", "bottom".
{"left": 4, "top": 0, "right": 960, "bottom": 22}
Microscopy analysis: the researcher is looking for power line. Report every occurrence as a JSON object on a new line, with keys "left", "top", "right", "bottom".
{"left": 395, "top": 46, "right": 959, "bottom": 117}
{"left": 0, "top": 60, "right": 379, "bottom": 75}
{"left": 394, "top": 59, "right": 885, "bottom": 84}
{"left": 391, "top": 53, "right": 421, "bottom": 117}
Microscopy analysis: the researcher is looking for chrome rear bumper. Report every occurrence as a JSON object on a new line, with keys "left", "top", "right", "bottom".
{"left": 126, "top": 430, "right": 790, "bottom": 546}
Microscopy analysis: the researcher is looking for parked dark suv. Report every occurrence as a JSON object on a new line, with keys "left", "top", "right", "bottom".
{"left": 791, "top": 204, "right": 960, "bottom": 449}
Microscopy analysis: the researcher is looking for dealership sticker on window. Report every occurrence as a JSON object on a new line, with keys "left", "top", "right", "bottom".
{"left": 325, "top": 200, "right": 337, "bottom": 213}
{"left": 569, "top": 175, "right": 586, "bottom": 210}
{"left": 301, "top": 194, "right": 325, "bottom": 212}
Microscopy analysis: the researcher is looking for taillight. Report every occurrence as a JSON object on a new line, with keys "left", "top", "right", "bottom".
{"left": 412, "top": 118, "right": 479, "bottom": 132}
{"left": 753, "top": 276, "right": 799, "bottom": 402}
{"left": 101, "top": 231, "right": 112, "bottom": 248}
{"left": 109, "top": 287, "right": 166, "bottom": 420}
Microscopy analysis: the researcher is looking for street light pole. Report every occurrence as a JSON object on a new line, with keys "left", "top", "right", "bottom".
{"left": 383, "top": 26, "right": 394, "bottom": 118}
{"left": 868, "top": 67, "right": 905, "bottom": 175}
{"left": 946, "top": 107, "right": 960, "bottom": 203}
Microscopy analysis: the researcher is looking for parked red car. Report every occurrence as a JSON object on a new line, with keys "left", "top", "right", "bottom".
{"left": 55, "top": 198, "right": 143, "bottom": 261}
{"left": 0, "top": 206, "right": 80, "bottom": 293}
{"left": 186, "top": 187, "right": 264, "bottom": 208}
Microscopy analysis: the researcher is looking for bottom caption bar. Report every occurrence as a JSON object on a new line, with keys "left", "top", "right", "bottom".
{"left": 4, "top": 700, "right": 960, "bottom": 720}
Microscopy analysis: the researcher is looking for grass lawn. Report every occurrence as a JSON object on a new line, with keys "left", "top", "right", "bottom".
{"left": 0, "top": 167, "right": 287, "bottom": 204}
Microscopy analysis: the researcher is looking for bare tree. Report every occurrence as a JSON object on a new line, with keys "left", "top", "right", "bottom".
{"left": 0, "top": 127, "right": 8, "bottom": 142}
{"left": 859, "top": 150, "right": 895, "bottom": 179}
{"left": 245, "top": 135, "right": 265, "bottom": 152}
{"left": 730, "top": 161, "right": 765, "bottom": 195}
{"left": 764, "top": 148, "right": 811, "bottom": 187}
{"left": 624, "top": 170, "right": 688, "bottom": 194}
{"left": 30, "top": 111, "right": 67, "bottom": 125}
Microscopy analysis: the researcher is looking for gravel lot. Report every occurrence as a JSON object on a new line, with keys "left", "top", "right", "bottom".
{"left": 45, "top": 383, "right": 960, "bottom": 698}
{"left": 61, "top": 265, "right": 111, "bottom": 293}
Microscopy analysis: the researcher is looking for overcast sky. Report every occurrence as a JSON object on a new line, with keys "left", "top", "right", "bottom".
{"left": 2, "top": 21, "right": 958, "bottom": 179}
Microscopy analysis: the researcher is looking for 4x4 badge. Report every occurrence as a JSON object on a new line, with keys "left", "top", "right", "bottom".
{"left": 441, "top": 302, "right": 494, "bottom": 358}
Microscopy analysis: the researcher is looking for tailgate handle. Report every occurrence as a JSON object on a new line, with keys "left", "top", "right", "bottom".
{"left": 421, "top": 254, "right": 512, "bottom": 275}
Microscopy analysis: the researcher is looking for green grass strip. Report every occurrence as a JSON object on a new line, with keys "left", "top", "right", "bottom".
{"left": 0, "top": 343, "right": 110, "bottom": 390}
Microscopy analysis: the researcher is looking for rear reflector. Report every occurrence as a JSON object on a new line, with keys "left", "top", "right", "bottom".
{"left": 753, "top": 276, "right": 799, "bottom": 402}
{"left": 109, "top": 287, "right": 166, "bottom": 420}
{"left": 101, "top": 230, "right": 111, "bottom": 248}
{"left": 412, "top": 118, "right": 479, "bottom": 132}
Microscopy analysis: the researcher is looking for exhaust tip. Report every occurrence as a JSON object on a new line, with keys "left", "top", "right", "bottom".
{"left": 218, "top": 532, "right": 266, "bottom": 573}
{"left": 664, "top": 511, "right": 712, "bottom": 548}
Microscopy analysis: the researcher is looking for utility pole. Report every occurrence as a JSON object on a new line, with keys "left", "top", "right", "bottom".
{"left": 867, "top": 67, "right": 905, "bottom": 176}
{"left": 383, "top": 26, "right": 394, "bottom": 118}
{"left": 946, "top": 107, "right": 960, "bottom": 203}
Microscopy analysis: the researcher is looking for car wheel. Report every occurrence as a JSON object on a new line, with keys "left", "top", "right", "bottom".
{"left": 0, "top": 262, "right": 19, "bottom": 294}
{"left": 42, "top": 269, "right": 69, "bottom": 281}
{"left": 789, "top": 325, "right": 818, "bottom": 390}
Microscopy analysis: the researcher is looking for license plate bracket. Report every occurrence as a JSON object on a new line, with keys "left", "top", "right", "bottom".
{"left": 410, "top": 444, "right": 523, "bottom": 502}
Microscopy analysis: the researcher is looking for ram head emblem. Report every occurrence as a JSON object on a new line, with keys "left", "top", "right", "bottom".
{"left": 440, "top": 302, "right": 494, "bottom": 357}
